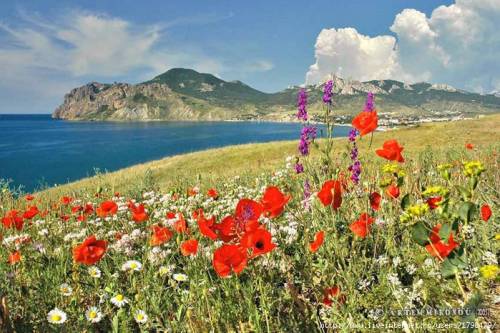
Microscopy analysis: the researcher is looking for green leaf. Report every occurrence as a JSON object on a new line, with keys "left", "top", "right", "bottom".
{"left": 441, "top": 258, "right": 459, "bottom": 278}
{"left": 456, "top": 185, "right": 471, "bottom": 201}
{"left": 411, "top": 222, "right": 429, "bottom": 246}
{"left": 401, "top": 194, "right": 410, "bottom": 210}
{"left": 397, "top": 177, "right": 404, "bottom": 187}
{"left": 112, "top": 314, "right": 119, "bottom": 333}
{"left": 441, "top": 246, "right": 467, "bottom": 278}
{"left": 458, "top": 202, "right": 477, "bottom": 223}
{"left": 469, "top": 176, "right": 478, "bottom": 191}
{"left": 438, "top": 223, "right": 452, "bottom": 241}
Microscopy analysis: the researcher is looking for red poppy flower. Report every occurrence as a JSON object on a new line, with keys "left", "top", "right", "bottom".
{"left": 213, "top": 215, "right": 237, "bottom": 242}
{"left": 261, "top": 186, "right": 291, "bottom": 218}
{"left": 426, "top": 196, "right": 442, "bottom": 210}
{"left": 234, "top": 199, "right": 263, "bottom": 233}
{"left": 352, "top": 110, "right": 378, "bottom": 136}
{"left": 60, "top": 196, "right": 73, "bottom": 205}
{"left": 180, "top": 239, "right": 199, "bottom": 256}
{"left": 23, "top": 206, "right": 39, "bottom": 219}
{"left": 317, "top": 180, "right": 342, "bottom": 210}
{"left": 25, "top": 194, "right": 34, "bottom": 201}
{"left": 73, "top": 235, "right": 107, "bottom": 265}
{"left": 481, "top": 204, "right": 492, "bottom": 222}
{"left": 386, "top": 184, "right": 400, "bottom": 199}
{"left": 322, "top": 286, "right": 346, "bottom": 307}
{"left": 166, "top": 211, "right": 176, "bottom": 219}
{"left": 207, "top": 188, "right": 219, "bottom": 199}
{"left": 376, "top": 140, "right": 405, "bottom": 163}
{"left": 241, "top": 227, "right": 276, "bottom": 258}
{"left": 349, "top": 213, "right": 375, "bottom": 238}
{"left": 369, "top": 192, "right": 381, "bottom": 211}
{"left": 465, "top": 143, "right": 474, "bottom": 150}
{"left": 96, "top": 200, "right": 118, "bottom": 218}
{"left": 213, "top": 244, "right": 247, "bottom": 277}
{"left": 173, "top": 213, "right": 189, "bottom": 233}
{"left": 196, "top": 210, "right": 218, "bottom": 240}
{"left": 128, "top": 202, "right": 148, "bottom": 222}
{"left": 425, "top": 224, "right": 459, "bottom": 259}
{"left": 150, "top": 225, "right": 173, "bottom": 246}
{"left": 8, "top": 251, "right": 21, "bottom": 265}
{"left": 309, "top": 230, "right": 325, "bottom": 253}
{"left": 2, "top": 210, "right": 24, "bottom": 231}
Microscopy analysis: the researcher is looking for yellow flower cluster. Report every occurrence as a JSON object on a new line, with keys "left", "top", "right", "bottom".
{"left": 400, "top": 203, "right": 429, "bottom": 223}
{"left": 479, "top": 265, "right": 499, "bottom": 280}
{"left": 463, "top": 161, "right": 485, "bottom": 177}
{"left": 422, "top": 186, "right": 449, "bottom": 197}
{"left": 381, "top": 163, "right": 406, "bottom": 177}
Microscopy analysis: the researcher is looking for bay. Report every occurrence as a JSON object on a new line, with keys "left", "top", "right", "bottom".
{"left": 0, "top": 114, "right": 350, "bottom": 191}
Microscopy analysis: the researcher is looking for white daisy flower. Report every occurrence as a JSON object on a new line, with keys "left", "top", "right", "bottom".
{"left": 172, "top": 273, "right": 188, "bottom": 282}
{"left": 110, "top": 294, "right": 128, "bottom": 307}
{"left": 47, "top": 308, "right": 67, "bottom": 324}
{"left": 133, "top": 309, "right": 148, "bottom": 324}
{"left": 121, "top": 260, "right": 143, "bottom": 272}
{"left": 88, "top": 266, "right": 102, "bottom": 278}
{"left": 85, "top": 306, "right": 103, "bottom": 323}
{"left": 59, "top": 283, "right": 73, "bottom": 296}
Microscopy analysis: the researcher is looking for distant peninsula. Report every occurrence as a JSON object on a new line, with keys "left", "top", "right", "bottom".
{"left": 53, "top": 68, "right": 500, "bottom": 125}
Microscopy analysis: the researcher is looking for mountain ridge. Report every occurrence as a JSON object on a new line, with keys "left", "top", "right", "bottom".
{"left": 52, "top": 68, "right": 500, "bottom": 122}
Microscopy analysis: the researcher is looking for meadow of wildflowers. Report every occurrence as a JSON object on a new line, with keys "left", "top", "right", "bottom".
{"left": 0, "top": 84, "right": 498, "bottom": 332}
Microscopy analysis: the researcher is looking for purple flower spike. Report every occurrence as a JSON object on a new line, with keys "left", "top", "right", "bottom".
{"left": 294, "top": 163, "right": 304, "bottom": 174}
{"left": 364, "top": 92, "right": 375, "bottom": 112}
{"left": 297, "top": 88, "right": 308, "bottom": 121}
{"left": 322, "top": 80, "right": 334, "bottom": 105}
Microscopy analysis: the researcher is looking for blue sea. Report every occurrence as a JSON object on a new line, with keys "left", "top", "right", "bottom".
{"left": 0, "top": 114, "right": 350, "bottom": 191}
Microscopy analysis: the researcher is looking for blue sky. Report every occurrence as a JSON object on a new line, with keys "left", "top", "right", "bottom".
{"left": 1, "top": 0, "right": 498, "bottom": 113}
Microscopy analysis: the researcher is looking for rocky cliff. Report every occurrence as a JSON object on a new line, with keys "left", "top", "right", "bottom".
{"left": 53, "top": 68, "right": 500, "bottom": 121}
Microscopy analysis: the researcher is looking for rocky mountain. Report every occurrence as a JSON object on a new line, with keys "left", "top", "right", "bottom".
{"left": 53, "top": 68, "right": 500, "bottom": 122}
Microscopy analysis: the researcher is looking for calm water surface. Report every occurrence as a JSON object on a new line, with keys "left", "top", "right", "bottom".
{"left": 0, "top": 114, "right": 350, "bottom": 191}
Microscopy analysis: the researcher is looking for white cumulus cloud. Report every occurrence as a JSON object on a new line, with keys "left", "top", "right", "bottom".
{"left": 306, "top": 0, "right": 500, "bottom": 93}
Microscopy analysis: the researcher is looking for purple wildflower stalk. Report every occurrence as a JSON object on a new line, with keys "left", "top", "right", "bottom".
{"left": 363, "top": 92, "right": 375, "bottom": 112}
{"left": 297, "top": 88, "right": 308, "bottom": 121}
{"left": 322, "top": 80, "right": 334, "bottom": 105}
{"left": 347, "top": 128, "right": 361, "bottom": 184}
{"left": 298, "top": 125, "right": 317, "bottom": 156}
{"left": 294, "top": 163, "right": 304, "bottom": 174}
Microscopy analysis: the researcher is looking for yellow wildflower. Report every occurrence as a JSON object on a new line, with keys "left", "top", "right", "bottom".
{"left": 422, "top": 186, "right": 449, "bottom": 197}
{"left": 463, "top": 161, "right": 485, "bottom": 177}
{"left": 479, "top": 265, "right": 499, "bottom": 280}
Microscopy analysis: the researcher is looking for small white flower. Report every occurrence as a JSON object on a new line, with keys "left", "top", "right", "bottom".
{"left": 59, "top": 283, "right": 73, "bottom": 296}
{"left": 406, "top": 264, "right": 417, "bottom": 275}
{"left": 121, "top": 260, "right": 143, "bottom": 272}
{"left": 134, "top": 309, "right": 148, "bottom": 324}
{"left": 159, "top": 265, "right": 174, "bottom": 276}
{"left": 110, "top": 294, "right": 128, "bottom": 308}
{"left": 172, "top": 273, "right": 188, "bottom": 282}
{"left": 88, "top": 266, "right": 102, "bottom": 278}
{"left": 47, "top": 308, "right": 67, "bottom": 324}
{"left": 85, "top": 306, "right": 103, "bottom": 323}
{"left": 392, "top": 257, "right": 402, "bottom": 267}
{"left": 482, "top": 251, "right": 498, "bottom": 265}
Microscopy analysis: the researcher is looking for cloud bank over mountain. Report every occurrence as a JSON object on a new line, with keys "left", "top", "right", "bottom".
{"left": 306, "top": 0, "right": 500, "bottom": 93}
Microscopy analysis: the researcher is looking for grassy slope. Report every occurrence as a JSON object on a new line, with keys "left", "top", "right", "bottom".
{"left": 39, "top": 114, "right": 500, "bottom": 200}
